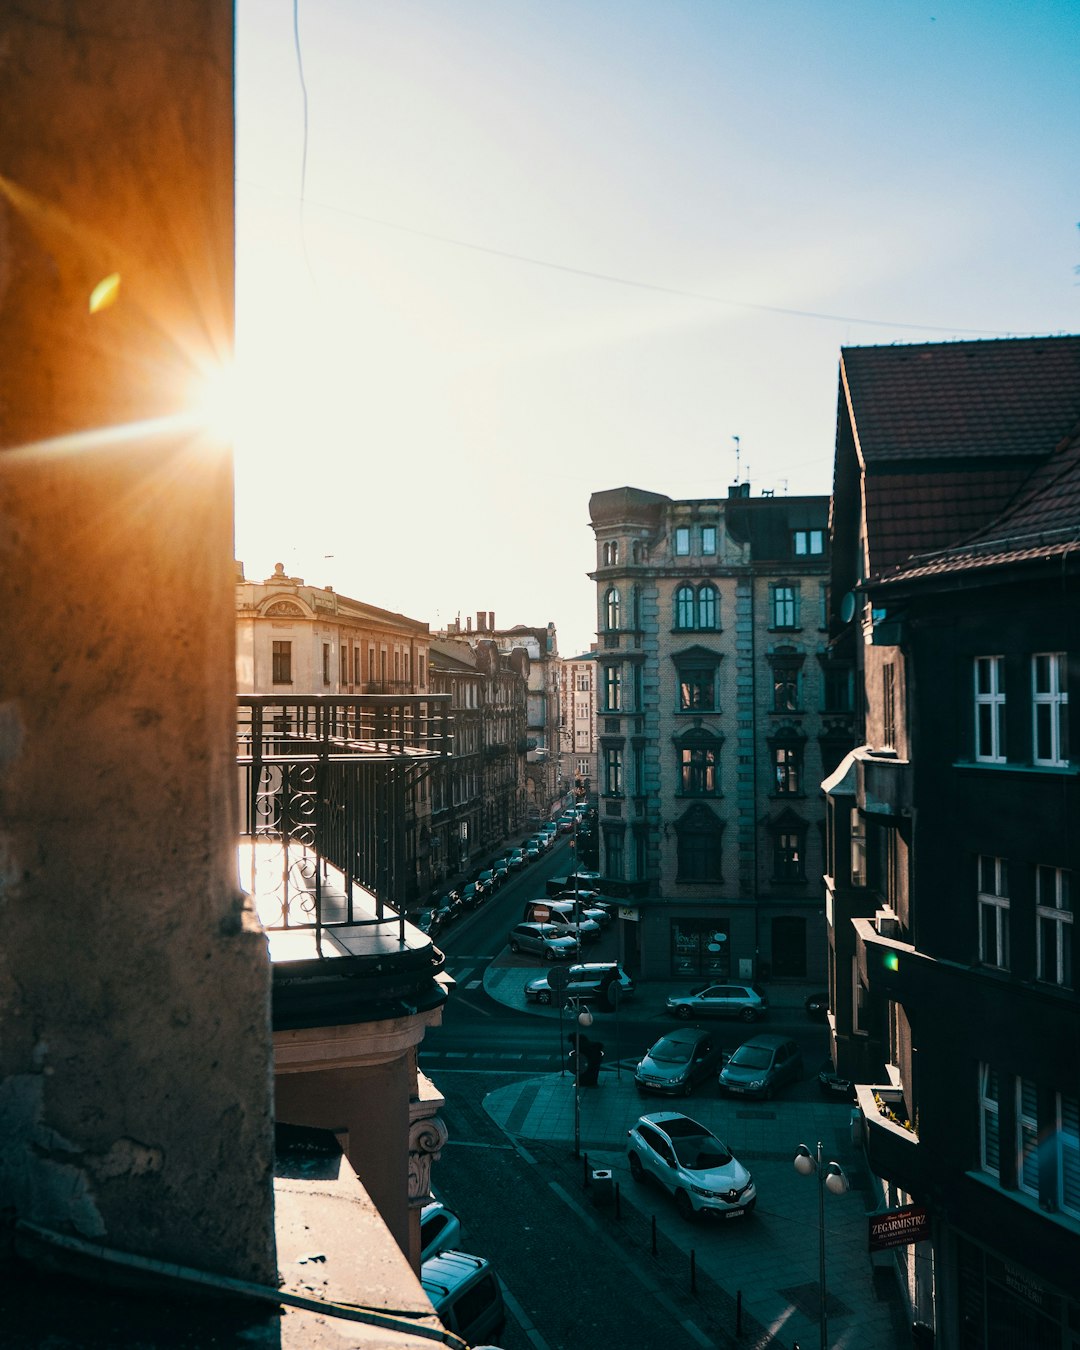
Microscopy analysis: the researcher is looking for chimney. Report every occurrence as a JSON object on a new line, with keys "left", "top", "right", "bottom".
{"left": 477, "top": 611, "right": 487, "bottom": 632}
{"left": 488, "top": 611, "right": 495, "bottom": 631}
{"left": 466, "top": 616, "right": 472, "bottom": 632}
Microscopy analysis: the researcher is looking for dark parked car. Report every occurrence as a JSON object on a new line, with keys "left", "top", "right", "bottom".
{"left": 411, "top": 907, "right": 442, "bottom": 937}
{"left": 634, "top": 1027, "right": 725, "bottom": 1096}
{"left": 460, "top": 881, "right": 484, "bottom": 909}
{"left": 434, "top": 891, "right": 461, "bottom": 925}
{"left": 719, "top": 1035, "right": 803, "bottom": 1100}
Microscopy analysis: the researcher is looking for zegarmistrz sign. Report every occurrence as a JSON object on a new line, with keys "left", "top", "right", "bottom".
{"left": 868, "top": 1205, "right": 930, "bottom": 1252}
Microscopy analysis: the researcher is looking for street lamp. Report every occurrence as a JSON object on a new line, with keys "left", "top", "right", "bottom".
{"left": 794, "top": 1141, "right": 848, "bottom": 1350}
{"left": 571, "top": 1001, "right": 594, "bottom": 1160}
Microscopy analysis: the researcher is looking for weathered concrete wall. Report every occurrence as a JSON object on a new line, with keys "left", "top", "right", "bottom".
{"left": 0, "top": 2, "right": 277, "bottom": 1284}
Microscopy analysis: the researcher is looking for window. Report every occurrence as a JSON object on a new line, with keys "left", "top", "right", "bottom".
{"left": 604, "top": 664, "right": 621, "bottom": 711}
{"left": 678, "top": 663, "right": 716, "bottom": 712}
{"left": 773, "top": 664, "right": 800, "bottom": 712}
{"left": 1036, "top": 865, "right": 1072, "bottom": 987}
{"left": 634, "top": 743, "right": 645, "bottom": 795}
{"left": 575, "top": 701, "right": 589, "bottom": 720}
{"left": 679, "top": 744, "right": 718, "bottom": 796}
{"left": 602, "top": 540, "right": 619, "bottom": 566}
{"left": 770, "top": 583, "right": 799, "bottom": 629}
{"left": 674, "top": 585, "right": 695, "bottom": 630}
{"left": 979, "top": 1063, "right": 1000, "bottom": 1177}
{"left": 773, "top": 829, "right": 805, "bottom": 881}
{"left": 605, "top": 747, "right": 623, "bottom": 796}
{"left": 674, "top": 526, "right": 690, "bottom": 556}
{"left": 974, "top": 656, "right": 1006, "bottom": 762}
{"left": 271, "top": 640, "right": 292, "bottom": 685}
{"left": 1058, "top": 1093, "right": 1080, "bottom": 1218}
{"left": 353, "top": 644, "right": 360, "bottom": 685}
{"left": 794, "top": 529, "right": 824, "bottom": 556}
{"left": 604, "top": 827, "right": 625, "bottom": 879}
{"left": 322, "top": 643, "right": 331, "bottom": 685}
{"left": 368, "top": 646, "right": 375, "bottom": 684}
{"left": 773, "top": 744, "right": 802, "bottom": 794}
{"left": 882, "top": 662, "right": 896, "bottom": 749}
{"left": 1033, "top": 653, "right": 1068, "bottom": 765}
{"left": 605, "top": 587, "right": 621, "bottom": 631}
{"left": 340, "top": 645, "right": 348, "bottom": 684}
{"left": 418, "top": 654, "right": 426, "bottom": 687}
{"left": 675, "top": 807, "right": 723, "bottom": 882}
{"left": 1017, "top": 1078, "right": 1039, "bottom": 1198}
{"left": 576, "top": 672, "right": 589, "bottom": 692}
{"left": 701, "top": 525, "right": 717, "bottom": 555}
{"left": 697, "top": 585, "right": 718, "bottom": 630}
{"left": 977, "top": 855, "right": 1010, "bottom": 970}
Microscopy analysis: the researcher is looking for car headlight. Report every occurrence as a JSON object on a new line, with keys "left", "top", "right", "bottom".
{"left": 690, "top": 1184, "right": 718, "bottom": 1198}
{"left": 749, "top": 1079, "right": 765, "bottom": 1089}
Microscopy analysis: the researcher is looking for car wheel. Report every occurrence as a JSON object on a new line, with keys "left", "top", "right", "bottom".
{"left": 674, "top": 1189, "right": 696, "bottom": 1222}
{"left": 681, "top": 1080, "right": 694, "bottom": 1097}
{"left": 675, "top": 1005, "right": 692, "bottom": 1020}
{"left": 545, "top": 949, "right": 557, "bottom": 962}
{"left": 537, "top": 990, "right": 551, "bottom": 1005}
{"left": 510, "top": 942, "right": 521, "bottom": 954}
{"left": 739, "top": 1006, "right": 756, "bottom": 1023}
{"left": 629, "top": 1152, "right": 644, "bottom": 1183}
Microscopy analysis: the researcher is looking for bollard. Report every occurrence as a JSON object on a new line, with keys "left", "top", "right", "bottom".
{"left": 591, "top": 1169, "right": 614, "bottom": 1208}
{"left": 690, "top": 1249, "right": 697, "bottom": 1295}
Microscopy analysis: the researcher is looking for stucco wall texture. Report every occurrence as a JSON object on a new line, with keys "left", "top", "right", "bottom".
{"left": 0, "top": 3, "right": 277, "bottom": 1284}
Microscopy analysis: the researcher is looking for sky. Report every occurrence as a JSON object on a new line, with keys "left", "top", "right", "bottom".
{"left": 233, "top": 0, "right": 1078, "bottom": 657}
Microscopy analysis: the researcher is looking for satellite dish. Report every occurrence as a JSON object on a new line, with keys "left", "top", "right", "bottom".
{"left": 839, "top": 591, "right": 857, "bottom": 624}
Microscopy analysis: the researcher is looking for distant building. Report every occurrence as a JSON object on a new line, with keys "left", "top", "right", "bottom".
{"left": 824, "top": 335, "right": 1080, "bottom": 1344}
{"left": 435, "top": 612, "right": 562, "bottom": 821}
{"left": 588, "top": 484, "right": 839, "bottom": 982}
{"left": 559, "top": 647, "right": 599, "bottom": 802}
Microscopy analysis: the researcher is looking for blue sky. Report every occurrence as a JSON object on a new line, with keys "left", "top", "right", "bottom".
{"left": 234, "top": 0, "right": 1078, "bottom": 655}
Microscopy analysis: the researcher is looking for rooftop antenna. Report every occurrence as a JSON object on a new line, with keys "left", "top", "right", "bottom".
{"left": 732, "top": 435, "right": 741, "bottom": 485}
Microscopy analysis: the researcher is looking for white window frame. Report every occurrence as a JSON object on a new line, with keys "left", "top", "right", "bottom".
{"left": 1036, "top": 865, "right": 1072, "bottom": 987}
{"left": 771, "top": 583, "right": 798, "bottom": 629}
{"left": 794, "top": 528, "right": 824, "bottom": 556}
{"left": 1057, "top": 1093, "right": 1080, "bottom": 1218}
{"left": 701, "top": 525, "right": 717, "bottom": 555}
{"left": 605, "top": 587, "right": 621, "bottom": 631}
{"left": 697, "top": 584, "right": 718, "bottom": 630}
{"left": 1032, "top": 652, "right": 1068, "bottom": 766}
{"left": 979, "top": 1063, "right": 1000, "bottom": 1178}
{"left": 1016, "top": 1078, "right": 1039, "bottom": 1198}
{"left": 977, "top": 855, "right": 1009, "bottom": 970}
{"left": 974, "top": 656, "right": 1006, "bottom": 763}
{"left": 674, "top": 526, "right": 690, "bottom": 556}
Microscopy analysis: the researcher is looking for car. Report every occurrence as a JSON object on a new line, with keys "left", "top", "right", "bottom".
{"left": 524, "top": 840, "right": 541, "bottom": 860}
{"left": 420, "top": 1199, "right": 462, "bottom": 1262}
{"left": 421, "top": 1250, "right": 505, "bottom": 1348}
{"left": 434, "top": 891, "right": 461, "bottom": 925}
{"left": 627, "top": 1112, "right": 756, "bottom": 1222}
{"left": 665, "top": 983, "right": 768, "bottom": 1023}
{"left": 804, "top": 991, "right": 829, "bottom": 1020}
{"left": 507, "top": 848, "right": 525, "bottom": 870}
{"left": 410, "top": 906, "right": 442, "bottom": 937}
{"left": 634, "top": 1027, "right": 725, "bottom": 1096}
{"left": 493, "top": 860, "right": 510, "bottom": 885}
{"left": 544, "top": 893, "right": 611, "bottom": 928}
{"left": 567, "top": 869, "right": 600, "bottom": 885}
{"left": 719, "top": 1034, "right": 804, "bottom": 1100}
{"left": 524, "top": 962, "right": 636, "bottom": 1007}
{"left": 459, "top": 881, "right": 484, "bottom": 909}
{"left": 508, "top": 921, "right": 580, "bottom": 961}
{"left": 477, "top": 868, "right": 498, "bottom": 892}
{"left": 538, "top": 823, "right": 557, "bottom": 842}
{"left": 557, "top": 812, "right": 577, "bottom": 833}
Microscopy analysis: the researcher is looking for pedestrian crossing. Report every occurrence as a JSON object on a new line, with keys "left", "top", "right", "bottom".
{"left": 442, "top": 955, "right": 492, "bottom": 992}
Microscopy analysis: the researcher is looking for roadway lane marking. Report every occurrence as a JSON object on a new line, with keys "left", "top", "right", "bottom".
{"left": 465, "top": 979, "right": 483, "bottom": 989}
{"left": 499, "top": 1278, "right": 551, "bottom": 1350}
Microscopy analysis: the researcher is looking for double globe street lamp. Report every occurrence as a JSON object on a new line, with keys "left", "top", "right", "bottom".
{"left": 793, "top": 1141, "right": 849, "bottom": 1350}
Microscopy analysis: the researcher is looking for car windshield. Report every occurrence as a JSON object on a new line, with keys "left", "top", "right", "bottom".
{"left": 671, "top": 1134, "right": 732, "bottom": 1170}
{"left": 649, "top": 1038, "right": 694, "bottom": 1064}
{"left": 730, "top": 1046, "right": 772, "bottom": 1069}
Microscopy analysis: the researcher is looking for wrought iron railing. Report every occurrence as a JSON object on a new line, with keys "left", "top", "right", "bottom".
{"left": 237, "top": 695, "right": 449, "bottom": 947}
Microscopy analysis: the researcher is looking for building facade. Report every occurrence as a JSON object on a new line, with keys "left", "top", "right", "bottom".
{"left": 435, "top": 612, "right": 563, "bottom": 823}
{"left": 588, "top": 485, "right": 842, "bottom": 982}
{"left": 824, "top": 335, "right": 1080, "bottom": 1347}
{"left": 559, "top": 648, "right": 599, "bottom": 802}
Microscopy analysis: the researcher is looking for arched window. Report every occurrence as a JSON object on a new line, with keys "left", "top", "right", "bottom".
{"left": 605, "top": 587, "right": 621, "bottom": 631}
{"left": 697, "top": 585, "right": 718, "bottom": 630}
{"left": 675, "top": 585, "right": 695, "bottom": 629}
{"left": 602, "top": 540, "right": 619, "bottom": 566}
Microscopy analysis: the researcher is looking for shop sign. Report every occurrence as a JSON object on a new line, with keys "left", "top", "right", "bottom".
{"left": 868, "top": 1205, "right": 930, "bottom": 1252}
{"left": 618, "top": 907, "right": 639, "bottom": 921}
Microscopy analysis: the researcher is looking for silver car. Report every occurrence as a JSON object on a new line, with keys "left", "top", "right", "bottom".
{"left": 627, "top": 1112, "right": 756, "bottom": 1221}
{"left": 719, "top": 1035, "right": 804, "bottom": 1100}
{"left": 666, "top": 983, "right": 768, "bottom": 1023}
{"left": 508, "top": 921, "right": 580, "bottom": 962}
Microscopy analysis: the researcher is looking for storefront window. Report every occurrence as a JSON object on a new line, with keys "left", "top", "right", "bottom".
{"left": 671, "top": 918, "right": 730, "bottom": 977}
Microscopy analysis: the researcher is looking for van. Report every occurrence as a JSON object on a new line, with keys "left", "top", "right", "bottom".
{"left": 521, "top": 899, "right": 601, "bottom": 943}
{"left": 421, "top": 1248, "right": 505, "bottom": 1346}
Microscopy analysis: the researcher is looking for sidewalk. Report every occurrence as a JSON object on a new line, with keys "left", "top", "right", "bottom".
{"left": 479, "top": 957, "right": 908, "bottom": 1350}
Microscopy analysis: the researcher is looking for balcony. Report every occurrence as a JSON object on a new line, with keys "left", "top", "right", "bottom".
{"left": 855, "top": 1083, "right": 924, "bottom": 1194}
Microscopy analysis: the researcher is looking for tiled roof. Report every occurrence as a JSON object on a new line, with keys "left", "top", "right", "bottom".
{"left": 875, "top": 425, "right": 1080, "bottom": 588}
{"left": 842, "top": 335, "right": 1080, "bottom": 463}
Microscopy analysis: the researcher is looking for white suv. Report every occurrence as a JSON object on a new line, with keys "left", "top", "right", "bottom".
{"left": 627, "top": 1112, "right": 756, "bottom": 1222}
